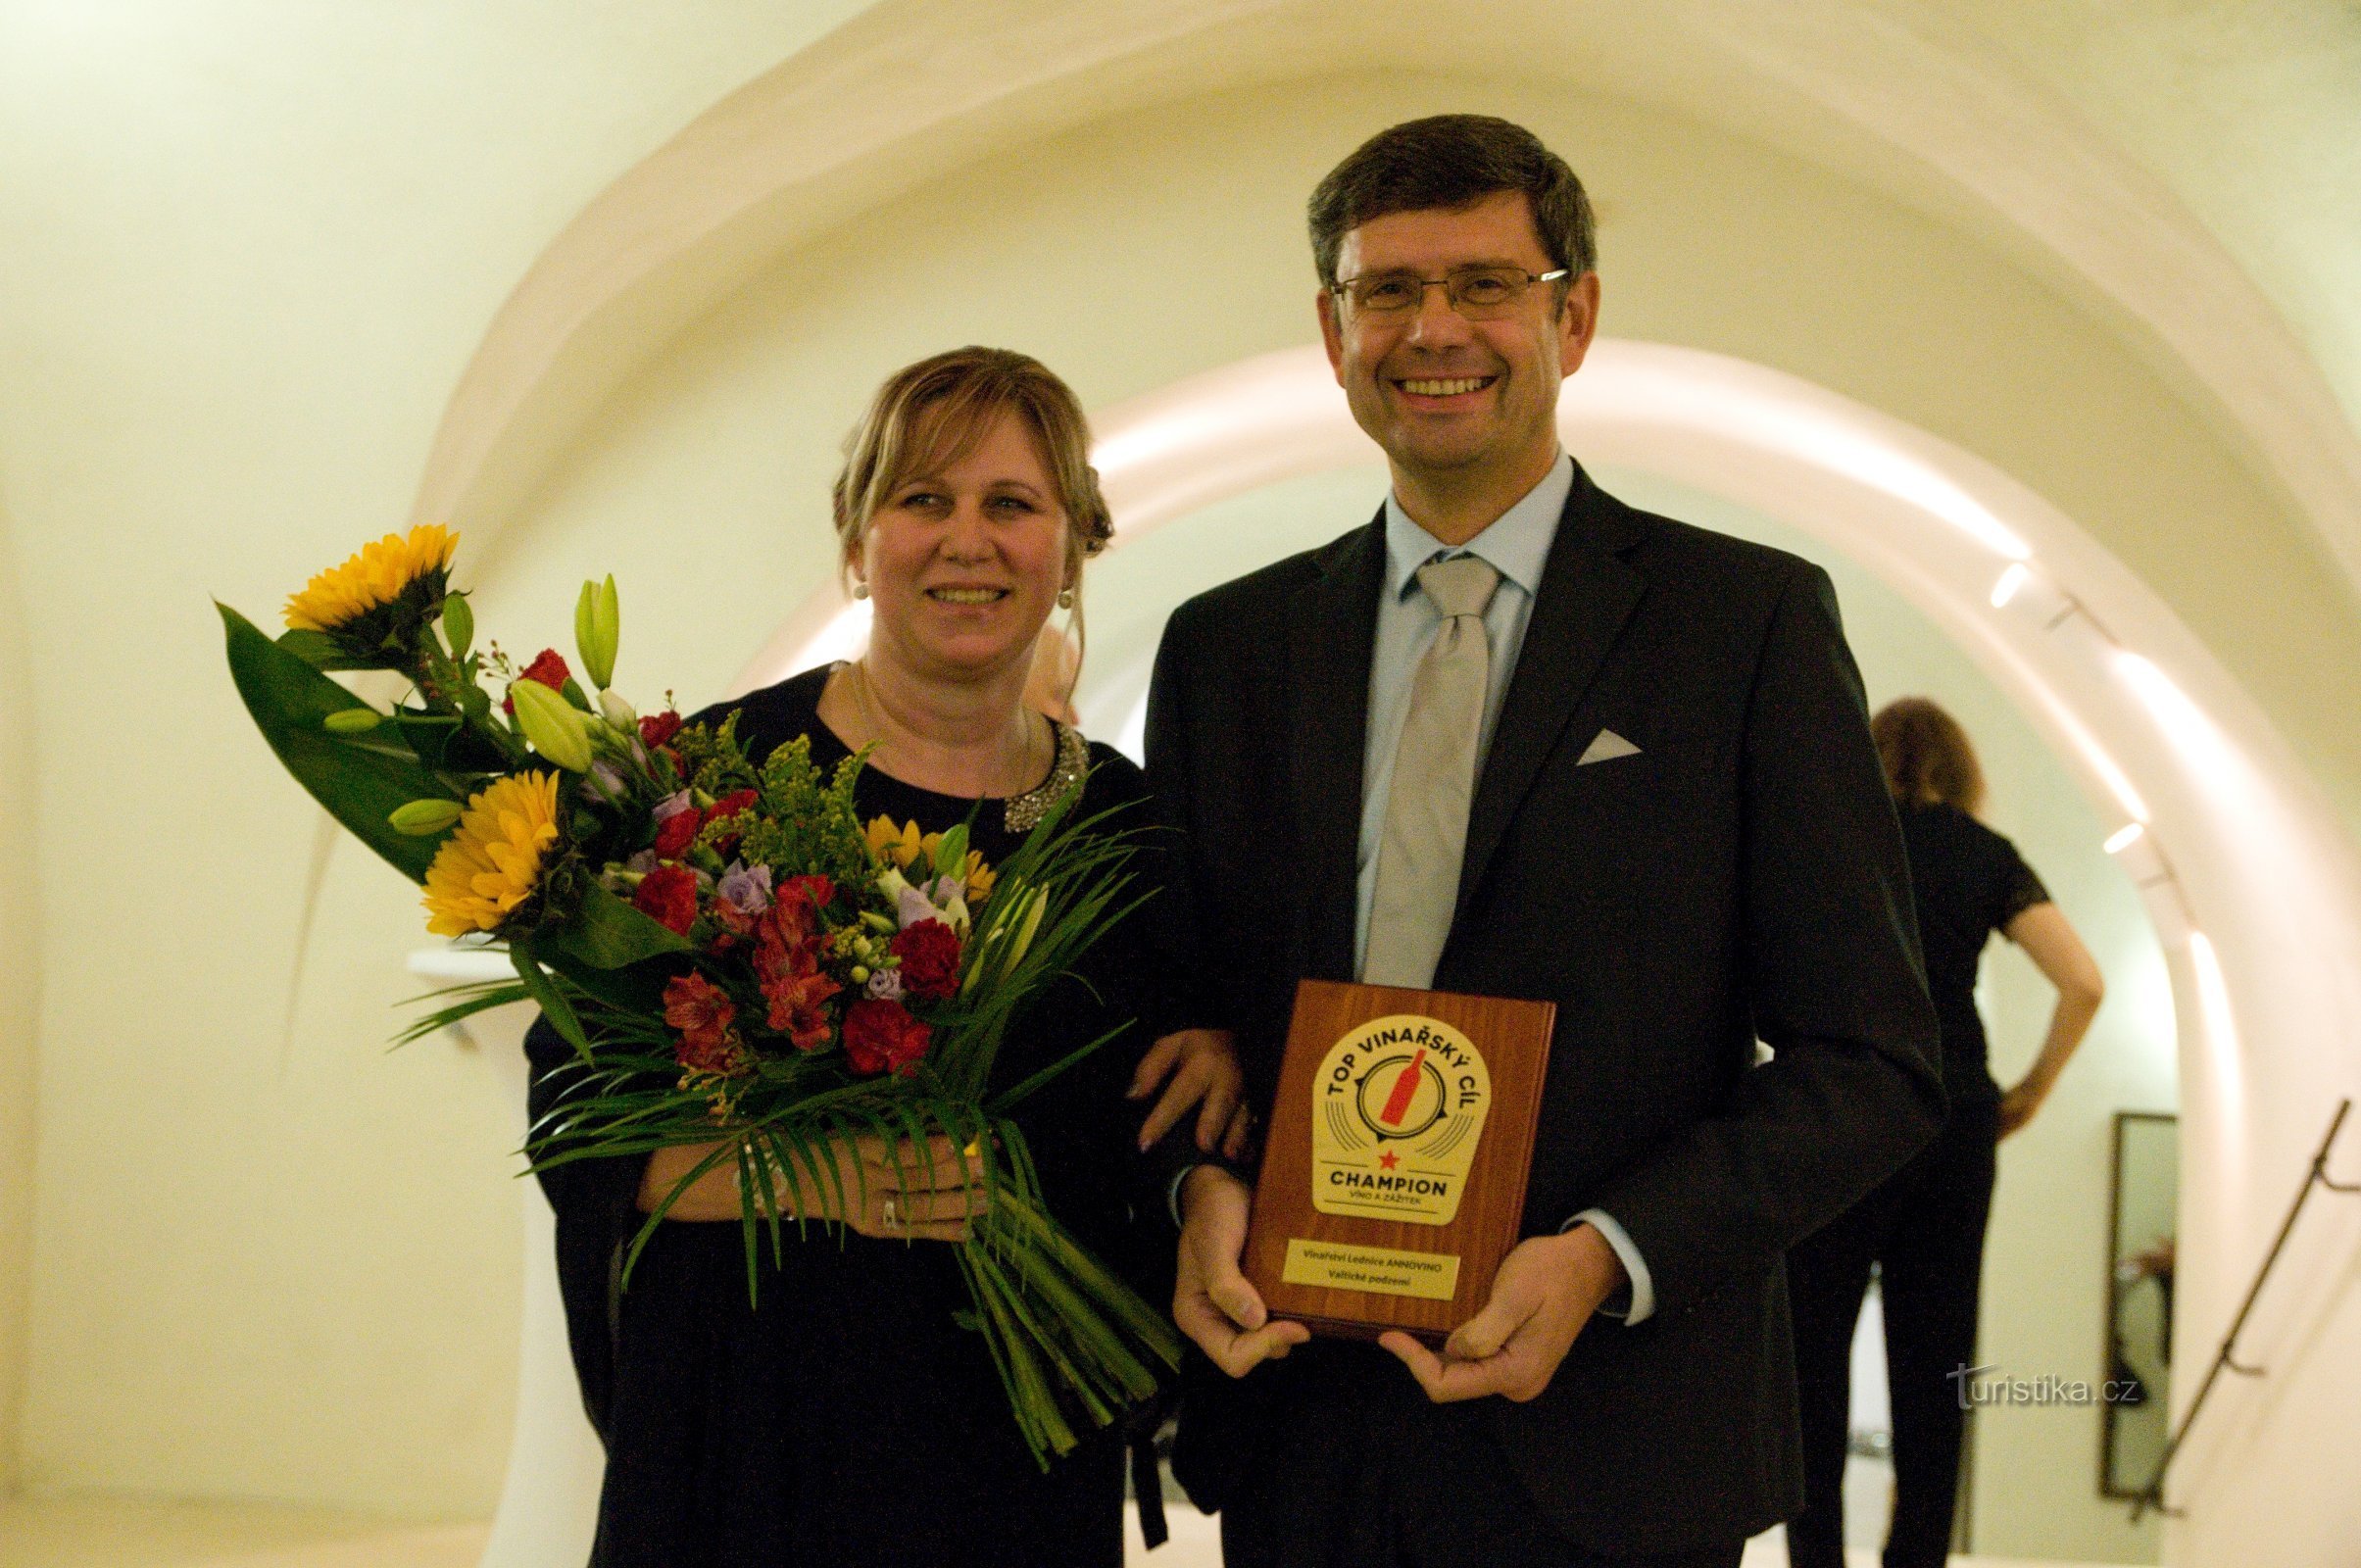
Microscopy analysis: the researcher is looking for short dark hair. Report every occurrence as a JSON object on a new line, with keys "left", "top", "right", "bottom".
{"left": 1307, "top": 115, "right": 1597, "bottom": 288}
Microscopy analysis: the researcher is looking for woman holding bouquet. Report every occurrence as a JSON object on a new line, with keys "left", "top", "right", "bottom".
{"left": 524, "top": 347, "right": 1240, "bottom": 1566}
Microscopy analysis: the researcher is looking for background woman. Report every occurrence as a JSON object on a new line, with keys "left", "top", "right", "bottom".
{"left": 525, "top": 346, "right": 1240, "bottom": 1566}
{"left": 1785, "top": 697, "right": 2106, "bottom": 1568}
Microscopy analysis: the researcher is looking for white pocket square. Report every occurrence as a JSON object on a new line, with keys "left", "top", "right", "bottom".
{"left": 1577, "top": 728, "right": 1642, "bottom": 766}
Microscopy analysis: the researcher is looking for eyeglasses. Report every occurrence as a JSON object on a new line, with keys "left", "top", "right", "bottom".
{"left": 1330, "top": 266, "right": 1571, "bottom": 318}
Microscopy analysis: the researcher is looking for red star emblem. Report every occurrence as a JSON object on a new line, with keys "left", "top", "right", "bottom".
{"left": 1378, "top": 1151, "right": 1400, "bottom": 1171}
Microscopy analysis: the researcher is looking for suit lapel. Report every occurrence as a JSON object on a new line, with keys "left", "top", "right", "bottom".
{"left": 1456, "top": 468, "right": 1646, "bottom": 919}
{"left": 1289, "top": 516, "right": 1385, "bottom": 980}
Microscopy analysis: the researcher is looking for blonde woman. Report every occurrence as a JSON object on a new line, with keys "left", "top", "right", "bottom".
{"left": 1785, "top": 698, "right": 2105, "bottom": 1568}
{"left": 524, "top": 347, "right": 1243, "bottom": 1566}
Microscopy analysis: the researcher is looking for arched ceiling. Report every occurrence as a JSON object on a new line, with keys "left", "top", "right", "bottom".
{"left": 415, "top": 0, "right": 2361, "bottom": 606}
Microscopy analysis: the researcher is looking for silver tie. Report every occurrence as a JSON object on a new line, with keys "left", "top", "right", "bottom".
{"left": 1361, "top": 555, "right": 1500, "bottom": 989}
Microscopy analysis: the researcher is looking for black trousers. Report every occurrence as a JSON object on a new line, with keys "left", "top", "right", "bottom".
{"left": 1783, "top": 1092, "right": 1999, "bottom": 1568}
{"left": 1208, "top": 1340, "right": 1744, "bottom": 1568}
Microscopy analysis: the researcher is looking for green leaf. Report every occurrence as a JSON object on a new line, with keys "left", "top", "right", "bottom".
{"left": 509, "top": 940, "right": 589, "bottom": 1059}
{"left": 221, "top": 602, "right": 450, "bottom": 882}
{"left": 932, "top": 820, "right": 970, "bottom": 881}
{"left": 542, "top": 881, "right": 693, "bottom": 968}
{"left": 274, "top": 627, "right": 390, "bottom": 672}
{"left": 441, "top": 594, "right": 474, "bottom": 661}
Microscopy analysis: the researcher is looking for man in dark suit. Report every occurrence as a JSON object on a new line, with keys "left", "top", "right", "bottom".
{"left": 1148, "top": 116, "right": 1943, "bottom": 1568}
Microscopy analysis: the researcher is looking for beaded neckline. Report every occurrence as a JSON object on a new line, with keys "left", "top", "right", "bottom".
{"left": 1005, "top": 720, "right": 1089, "bottom": 832}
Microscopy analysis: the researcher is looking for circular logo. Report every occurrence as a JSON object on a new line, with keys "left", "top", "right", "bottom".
{"left": 1353, "top": 1052, "right": 1449, "bottom": 1140}
{"left": 1308, "top": 1013, "right": 1493, "bottom": 1227}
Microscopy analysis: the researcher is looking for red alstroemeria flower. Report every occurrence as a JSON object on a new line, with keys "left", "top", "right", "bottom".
{"left": 889, "top": 918, "right": 961, "bottom": 1002}
{"left": 502, "top": 648, "right": 571, "bottom": 714}
{"left": 759, "top": 961, "right": 842, "bottom": 1053}
{"left": 708, "top": 896, "right": 762, "bottom": 950}
{"left": 633, "top": 862, "right": 701, "bottom": 935}
{"left": 842, "top": 997, "right": 932, "bottom": 1077}
{"left": 756, "top": 882, "right": 828, "bottom": 955}
{"left": 777, "top": 873, "right": 834, "bottom": 914}
{"left": 662, "top": 972, "right": 744, "bottom": 1076}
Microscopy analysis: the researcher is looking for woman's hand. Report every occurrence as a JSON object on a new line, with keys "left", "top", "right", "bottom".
{"left": 639, "top": 1133, "right": 990, "bottom": 1242}
{"left": 1996, "top": 902, "right": 2105, "bottom": 1142}
{"left": 1995, "top": 1079, "right": 2047, "bottom": 1139}
{"left": 1130, "top": 1028, "right": 1252, "bottom": 1156}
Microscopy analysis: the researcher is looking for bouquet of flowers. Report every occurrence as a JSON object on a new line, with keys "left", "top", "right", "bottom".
{"left": 221, "top": 524, "right": 1182, "bottom": 1463}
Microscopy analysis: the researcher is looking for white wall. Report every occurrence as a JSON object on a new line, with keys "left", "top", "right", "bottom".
{"left": 0, "top": 495, "right": 38, "bottom": 1493}
{"left": 0, "top": 0, "right": 876, "bottom": 1515}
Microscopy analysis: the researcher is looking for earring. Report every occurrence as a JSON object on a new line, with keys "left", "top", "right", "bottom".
{"left": 1057, "top": 587, "right": 1075, "bottom": 610}
{"left": 852, "top": 581, "right": 869, "bottom": 600}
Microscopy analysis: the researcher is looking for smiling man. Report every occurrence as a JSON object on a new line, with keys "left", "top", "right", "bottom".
{"left": 1145, "top": 116, "right": 1944, "bottom": 1568}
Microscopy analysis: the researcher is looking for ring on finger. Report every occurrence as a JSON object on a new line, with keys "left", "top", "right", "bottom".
{"left": 881, "top": 1193, "right": 901, "bottom": 1229}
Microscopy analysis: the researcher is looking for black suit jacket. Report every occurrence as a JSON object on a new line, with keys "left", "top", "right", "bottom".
{"left": 1144, "top": 464, "right": 1943, "bottom": 1551}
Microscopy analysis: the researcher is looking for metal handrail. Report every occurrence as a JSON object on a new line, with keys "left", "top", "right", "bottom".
{"left": 2131, "top": 1098, "right": 2358, "bottom": 1520}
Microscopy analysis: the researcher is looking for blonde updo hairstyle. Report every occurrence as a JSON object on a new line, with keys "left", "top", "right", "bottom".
{"left": 832, "top": 347, "right": 1114, "bottom": 685}
{"left": 1870, "top": 696, "right": 1989, "bottom": 815}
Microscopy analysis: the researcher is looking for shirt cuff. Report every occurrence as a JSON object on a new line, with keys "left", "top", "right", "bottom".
{"left": 1168, "top": 1162, "right": 1201, "bottom": 1228}
{"left": 1564, "top": 1207, "right": 1654, "bottom": 1325}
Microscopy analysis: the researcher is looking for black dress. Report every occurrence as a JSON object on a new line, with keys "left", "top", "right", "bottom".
{"left": 1785, "top": 801, "right": 2051, "bottom": 1568}
{"left": 523, "top": 666, "right": 1184, "bottom": 1567}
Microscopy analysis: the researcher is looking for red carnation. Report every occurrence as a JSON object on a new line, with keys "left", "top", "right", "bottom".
{"left": 653, "top": 806, "right": 701, "bottom": 859}
{"left": 633, "top": 862, "right": 701, "bottom": 934}
{"left": 502, "top": 648, "right": 571, "bottom": 714}
{"left": 638, "top": 710, "right": 683, "bottom": 749}
{"left": 662, "top": 973, "right": 744, "bottom": 1076}
{"left": 888, "top": 918, "right": 962, "bottom": 1002}
{"left": 842, "top": 998, "right": 932, "bottom": 1078}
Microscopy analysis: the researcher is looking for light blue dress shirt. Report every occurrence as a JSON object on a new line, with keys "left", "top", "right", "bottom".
{"left": 1353, "top": 453, "right": 1656, "bottom": 1324}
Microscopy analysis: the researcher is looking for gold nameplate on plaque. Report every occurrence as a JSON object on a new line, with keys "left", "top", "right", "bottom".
{"left": 1243, "top": 980, "right": 1554, "bottom": 1343}
{"left": 1308, "top": 1014, "right": 1491, "bottom": 1227}
{"left": 1281, "top": 1238, "right": 1461, "bottom": 1301}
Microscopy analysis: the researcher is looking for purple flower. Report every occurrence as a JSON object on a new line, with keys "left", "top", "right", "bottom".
{"left": 652, "top": 789, "right": 695, "bottom": 824}
{"left": 717, "top": 860, "right": 773, "bottom": 915}
{"left": 864, "top": 967, "right": 905, "bottom": 1002}
{"left": 624, "top": 849, "right": 659, "bottom": 877}
{"left": 896, "top": 882, "right": 952, "bottom": 931}
{"left": 585, "top": 760, "right": 628, "bottom": 803}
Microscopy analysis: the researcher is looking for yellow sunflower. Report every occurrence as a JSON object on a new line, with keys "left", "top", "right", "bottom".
{"left": 284, "top": 523, "right": 459, "bottom": 633}
{"left": 422, "top": 770, "right": 563, "bottom": 937}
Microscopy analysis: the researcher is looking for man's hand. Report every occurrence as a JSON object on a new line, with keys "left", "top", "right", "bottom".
{"left": 1131, "top": 1027, "right": 1252, "bottom": 1155}
{"left": 1174, "top": 1165, "right": 1310, "bottom": 1376}
{"left": 1378, "top": 1224, "right": 1626, "bottom": 1402}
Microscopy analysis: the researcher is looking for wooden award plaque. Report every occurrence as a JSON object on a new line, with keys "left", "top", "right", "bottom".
{"left": 1241, "top": 979, "right": 1555, "bottom": 1342}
